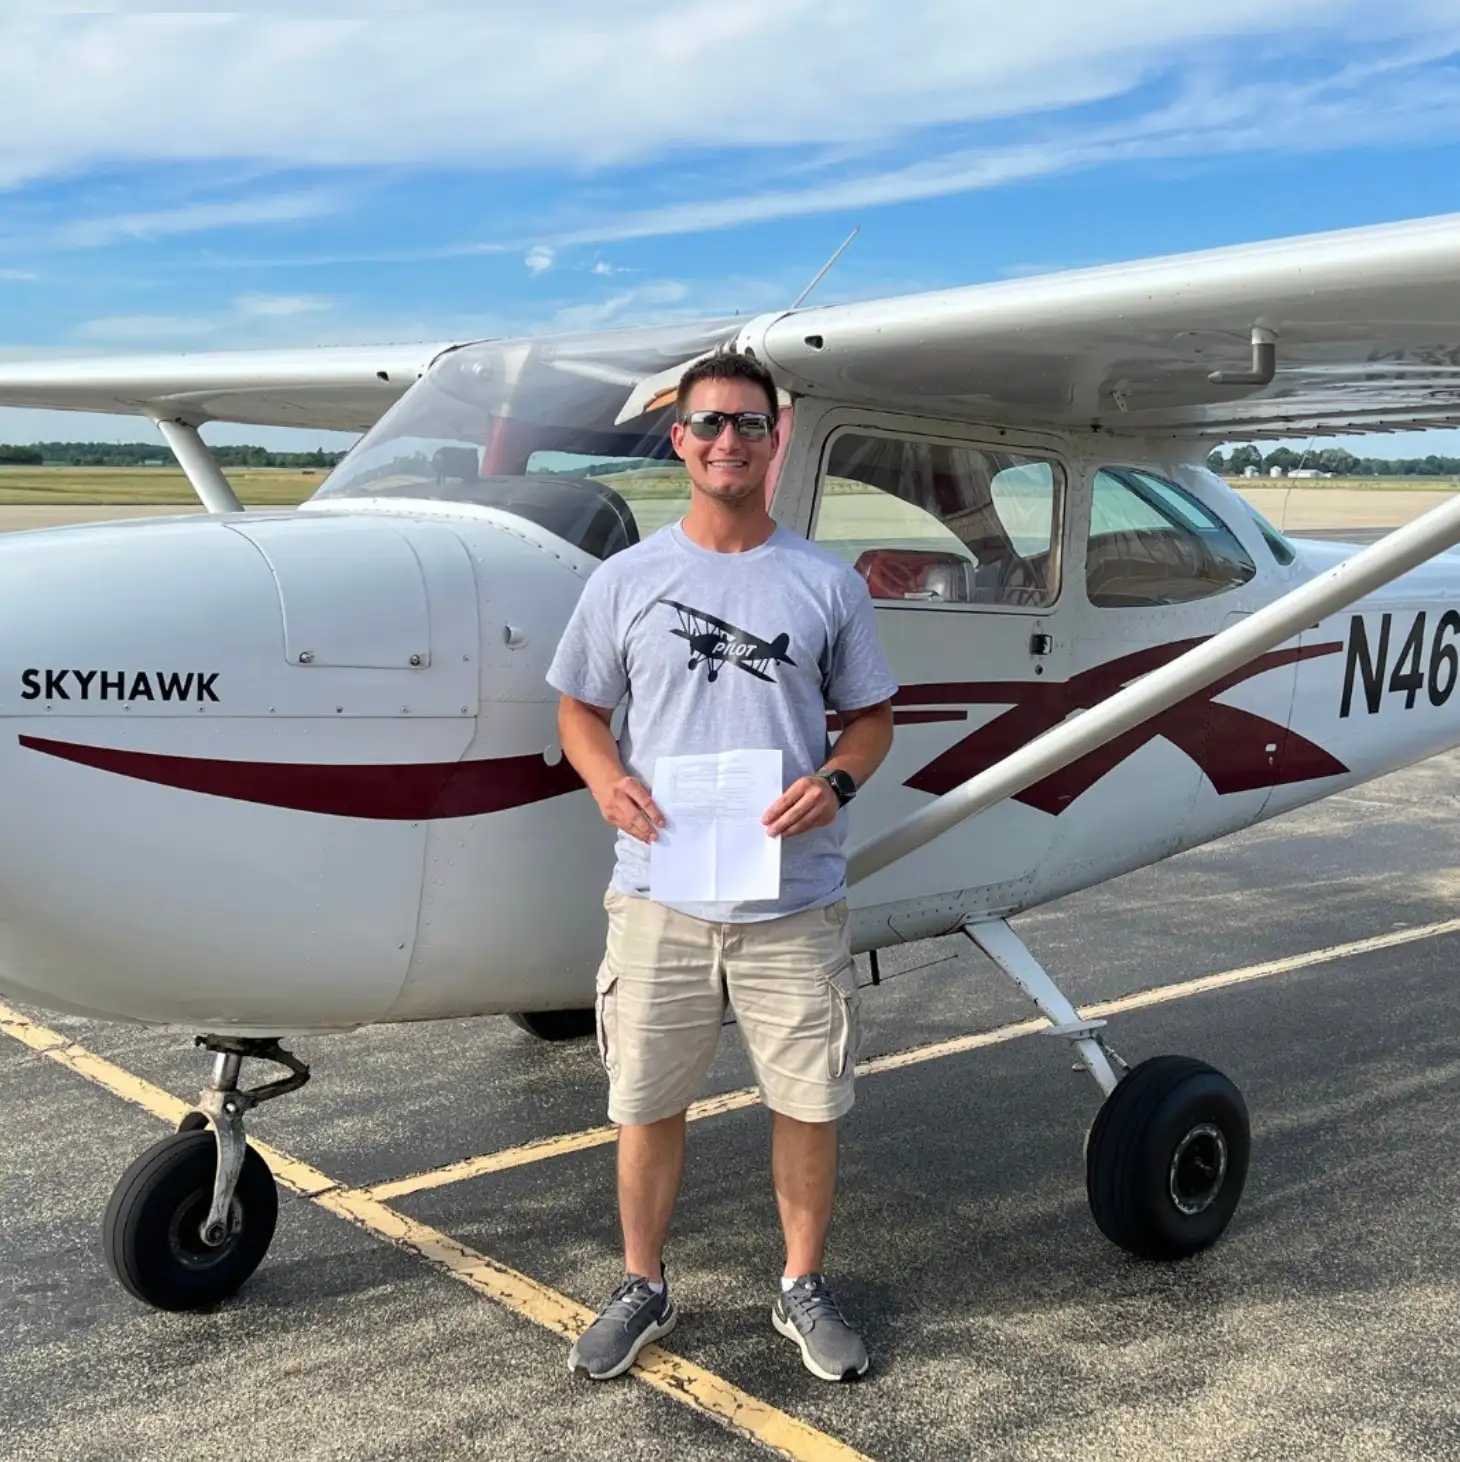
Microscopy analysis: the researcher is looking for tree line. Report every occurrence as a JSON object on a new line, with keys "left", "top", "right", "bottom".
{"left": 1208, "top": 445, "right": 1460, "bottom": 477}
{"left": 0, "top": 442, "right": 349, "bottom": 468}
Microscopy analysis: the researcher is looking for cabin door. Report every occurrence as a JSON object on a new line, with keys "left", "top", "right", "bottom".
{"left": 797, "top": 413, "right": 1075, "bottom": 911}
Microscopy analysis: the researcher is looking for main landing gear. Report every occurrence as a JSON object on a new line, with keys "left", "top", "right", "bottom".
{"left": 508, "top": 1009, "right": 596, "bottom": 1041}
{"left": 102, "top": 1037, "right": 309, "bottom": 1310}
{"left": 966, "top": 920, "right": 1250, "bottom": 1259}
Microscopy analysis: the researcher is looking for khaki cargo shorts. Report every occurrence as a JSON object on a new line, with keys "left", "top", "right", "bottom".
{"left": 594, "top": 889, "right": 860, "bottom": 1127}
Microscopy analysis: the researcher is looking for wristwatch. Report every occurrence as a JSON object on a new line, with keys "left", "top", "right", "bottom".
{"left": 818, "top": 769, "right": 857, "bottom": 807}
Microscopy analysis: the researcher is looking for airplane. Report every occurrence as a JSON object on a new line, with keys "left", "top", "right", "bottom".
{"left": 3, "top": 211, "right": 1460, "bottom": 1315}
{"left": 662, "top": 599, "right": 797, "bottom": 682}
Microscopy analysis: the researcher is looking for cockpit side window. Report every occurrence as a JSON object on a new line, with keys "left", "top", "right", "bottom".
{"left": 1087, "top": 468, "right": 1256, "bottom": 607}
{"left": 812, "top": 429, "right": 1064, "bottom": 608}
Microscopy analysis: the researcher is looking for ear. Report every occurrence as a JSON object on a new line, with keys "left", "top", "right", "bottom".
{"left": 669, "top": 420, "right": 688, "bottom": 461}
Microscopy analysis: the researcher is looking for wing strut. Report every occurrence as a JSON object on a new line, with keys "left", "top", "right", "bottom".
{"left": 149, "top": 415, "right": 243, "bottom": 514}
{"left": 848, "top": 494, "right": 1460, "bottom": 886}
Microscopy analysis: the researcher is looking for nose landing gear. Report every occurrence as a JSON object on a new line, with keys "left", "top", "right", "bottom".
{"left": 964, "top": 919, "right": 1250, "bottom": 1260}
{"left": 102, "top": 1037, "right": 309, "bottom": 1310}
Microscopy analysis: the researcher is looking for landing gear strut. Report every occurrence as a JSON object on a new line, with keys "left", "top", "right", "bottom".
{"left": 102, "top": 1037, "right": 309, "bottom": 1310}
{"left": 965, "top": 919, "right": 1250, "bottom": 1259}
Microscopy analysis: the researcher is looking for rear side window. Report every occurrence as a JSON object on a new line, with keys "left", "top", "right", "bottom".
{"left": 1240, "top": 501, "right": 1297, "bottom": 565}
{"left": 1087, "top": 469, "right": 1256, "bottom": 607}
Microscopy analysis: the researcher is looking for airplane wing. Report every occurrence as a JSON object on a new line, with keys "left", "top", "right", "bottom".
{"left": 0, "top": 342, "right": 459, "bottom": 432}
{"left": 749, "top": 213, "right": 1460, "bottom": 441}
{"left": 662, "top": 599, "right": 739, "bottom": 636}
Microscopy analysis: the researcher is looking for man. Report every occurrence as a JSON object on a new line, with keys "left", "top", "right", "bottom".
{"left": 547, "top": 352, "right": 896, "bottom": 1384}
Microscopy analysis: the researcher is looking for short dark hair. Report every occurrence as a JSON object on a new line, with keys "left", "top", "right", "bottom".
{"left": 675, "top": 352, "right": 779, "bottom": 421}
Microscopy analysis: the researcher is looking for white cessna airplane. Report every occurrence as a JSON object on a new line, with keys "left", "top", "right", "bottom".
{"left": 3, "top": 212, "right": 1460, "bottom": 1314}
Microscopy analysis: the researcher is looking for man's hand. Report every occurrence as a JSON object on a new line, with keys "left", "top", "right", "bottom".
{"left": 594, "top": 775, "right": 666, "bottom": 844}
{"left": 762, "top": 775, "right": 839, "bottom": 839}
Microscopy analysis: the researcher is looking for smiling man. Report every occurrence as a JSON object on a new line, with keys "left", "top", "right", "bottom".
{"left": 547, "top": 353, "right": 897, "bottom": 1383}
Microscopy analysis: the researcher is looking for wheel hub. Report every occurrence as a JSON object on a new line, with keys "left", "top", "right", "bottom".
{"left": 168, "top": 1189, "right": 242, "bottom": 1268}
{"left": 1168, "top": 1122, "right": 1228, "bottom": 1215}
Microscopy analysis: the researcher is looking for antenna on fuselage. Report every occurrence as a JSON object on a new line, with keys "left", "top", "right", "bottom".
{"left": 791, "top": 226, "right": 860, "bottom": 310}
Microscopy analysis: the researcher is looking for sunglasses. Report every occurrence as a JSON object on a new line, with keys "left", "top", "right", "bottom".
{"left": 680, "top": 409, "right": 774, "bottom": 442}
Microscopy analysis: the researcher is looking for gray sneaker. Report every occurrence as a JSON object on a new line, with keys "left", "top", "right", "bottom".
{"left": 568, "top": 1274, "right": 677, "bottom": 1380}
{"left": 772, "top": 1274, "right": 869, "bottom": 1381}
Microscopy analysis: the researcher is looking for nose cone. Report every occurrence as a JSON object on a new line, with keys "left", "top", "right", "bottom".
{"left": 0, "top": 512, "right": 438, "bottom": 1031}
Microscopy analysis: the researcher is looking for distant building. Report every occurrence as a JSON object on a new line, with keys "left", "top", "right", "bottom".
{"left": 1269, "top": 466, "right": 1285, "bottom": 477}
{"left": 1243, "top": 466, "right": 1259, "bottom": 477}
{"left": 1288, "top": 468, "right": 1330, "bottom": 479}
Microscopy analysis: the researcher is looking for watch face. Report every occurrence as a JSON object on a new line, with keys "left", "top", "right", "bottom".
{"left": 827, "top": 770, "right": 856, "bottom": 803}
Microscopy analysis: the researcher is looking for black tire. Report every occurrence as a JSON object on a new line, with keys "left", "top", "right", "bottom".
{"left": 1085, "top": 1055, "right": 1249, "bottom": 1260}
{"left": 508, "top": 1009, "right": 596, "bottom": 1042}
{"left": 102, "top": 1130, "right": 278, "bottom": 1311}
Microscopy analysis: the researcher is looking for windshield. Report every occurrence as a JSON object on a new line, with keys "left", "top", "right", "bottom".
{"left": 312, "top": 317, "right": 742, "bottom": 557}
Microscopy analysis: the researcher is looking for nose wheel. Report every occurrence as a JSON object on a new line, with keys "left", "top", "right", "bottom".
{"left": 102, "top": 1036, "right": 308, "bottom": 1310}
{"left": 103, "top": 1130, "right": 278, "bottom": 1310}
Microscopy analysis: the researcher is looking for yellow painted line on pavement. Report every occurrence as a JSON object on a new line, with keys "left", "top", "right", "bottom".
{"left": 366, "top": 915, "right": 1460, "bottom": 1200}
{"left": 0, "top": 1000, "right": 873, "bottom": 1462}
{"left": 366, "top": 1083, "right": 764, "bottom": 1202}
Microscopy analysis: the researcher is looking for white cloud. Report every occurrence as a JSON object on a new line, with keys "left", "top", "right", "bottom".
{"left": 545, "top": 280, "right": 693, "bottom": 333}
{"left": 41, "top": 191, "right": 341, "bottom": 249}
{"left": 518, "top": 53, "right": 1460, "bottom": 249}
{"left": 0, "top": 268, "right": 39, "bottom": 281}
{"left": 234, "top": 292, "right": 331, "bottom": 318}
{"left": 0, "top": 4, "right": 1453, "bottom": 188}
{"left": 71, "top": 293, "right": 336, "bottom": 346}
{"left": 74, "top": 313, "right": 222, "bottom": 343}
{"left": 524, "top": 244, "right": 554, "bottom": 275}
{"left": 591, "top": 259, "right": 617, "bottom": 276}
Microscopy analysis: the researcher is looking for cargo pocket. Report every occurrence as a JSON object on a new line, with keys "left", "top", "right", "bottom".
{"left": 594, "top": 960, "right": 619, "bottom": 1077}
{"left": 825, "top": 960, "right": 861, "bottom": 1081}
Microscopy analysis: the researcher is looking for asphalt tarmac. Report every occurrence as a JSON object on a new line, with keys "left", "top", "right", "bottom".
{"left": 7, "top": 739, "right": 1460, "bottom": 1461}
{"left": 3, "top": 509, "right": 1458, "bottom": 1460}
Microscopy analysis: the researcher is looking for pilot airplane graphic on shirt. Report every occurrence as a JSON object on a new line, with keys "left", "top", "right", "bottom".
{"left": 660, "top": 599, "right": 795, "bottom": 683}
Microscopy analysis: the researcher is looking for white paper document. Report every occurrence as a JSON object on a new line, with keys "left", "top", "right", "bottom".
{"left": 649, "top": 749, "right": 782, "bottom": 903}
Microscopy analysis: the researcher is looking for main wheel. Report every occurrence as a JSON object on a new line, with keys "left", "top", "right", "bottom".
{"left": 1085, "top": 1055, "right": 1249, "bottom": 1260}
{"left": 102, "top": 1130, "right": 278, "bottom": 1310}
{"left": 508, "top": 1009, "right": 596, "bottom": 1041}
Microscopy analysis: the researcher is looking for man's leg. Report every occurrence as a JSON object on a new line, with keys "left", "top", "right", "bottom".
{"left": 771, "top": 1111, "right": 838, "bottom": 1278}
{"left": 569, "top": 893, "right": 724, "bottom": 1380}
{"left": 728, "top": 903, "right": 869, "bottom": 1381}
{"left": 620, "top": 1110, "right": 687, "bottom": 1283}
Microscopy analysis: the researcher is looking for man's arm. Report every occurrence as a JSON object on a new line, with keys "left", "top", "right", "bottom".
{"left": 557, "top": 695, "right": 665, "bottom": 844}
{"left": 820, "top": 699, "right": 894, "bottom": 788}
{"left": 761, "top": 699, "right": 894, "bottom": 840}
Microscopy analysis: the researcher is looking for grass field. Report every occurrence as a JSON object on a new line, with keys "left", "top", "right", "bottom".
{"left": 2, "top": 465, "right": 1457, "bottom": 508}
{"left": 1225, "top": 475, "right": 1459, "bottom": 492}
{"left": 0, "top": 465, "right": 325, "bottom": 506}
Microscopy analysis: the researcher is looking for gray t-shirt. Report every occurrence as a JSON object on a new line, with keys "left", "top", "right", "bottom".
{"left": 546, "top": 521, "right": 898, "bottom": 922}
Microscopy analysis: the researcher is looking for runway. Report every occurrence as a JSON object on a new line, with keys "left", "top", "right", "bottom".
{"left": 7, "top": 746, "right": 1460, "bottom": 1460}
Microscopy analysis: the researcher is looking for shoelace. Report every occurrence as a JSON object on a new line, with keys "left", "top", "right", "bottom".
{"left": 785, "top": 1277, "right": 846, "bottom": 1331}
{"left": 599, "top": 1276, "right": 658, "bottom": 1328}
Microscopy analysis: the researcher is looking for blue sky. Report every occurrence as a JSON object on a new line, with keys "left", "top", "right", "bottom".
{"left": 2, "top": 3, "right": 1459, "bottom": 457}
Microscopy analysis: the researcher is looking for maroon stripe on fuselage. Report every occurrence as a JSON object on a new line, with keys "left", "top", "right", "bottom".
{"left": 18, "top": 735, "right": 583, "bottom": 820}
